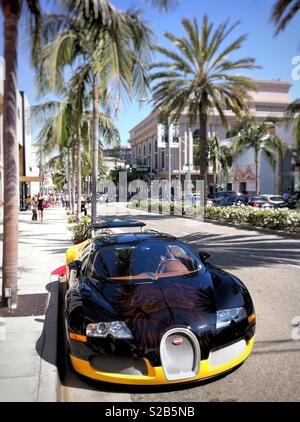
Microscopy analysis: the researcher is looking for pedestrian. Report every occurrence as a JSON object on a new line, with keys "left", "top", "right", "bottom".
{"left": 32, "top": 196, "right": 38, "bottom": 221}
{"left": 37, "top": 192, "right": 45, "bottom": 223}
{"left": 26, "top": 195, "right": 32, "bottom": 211}
{"left": 65, "top": 193, "right": 69, "bottom": 208}
{"left": 283, "top": 189, "right": 290, "bottom": 202}
{"left": 81, "top": 198, "right": 87, "bottom": 216}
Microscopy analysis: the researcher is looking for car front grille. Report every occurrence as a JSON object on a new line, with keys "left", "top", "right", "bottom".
{"left": 208, "top": 339, "right": 247, "bottom": 369}
{"left": 90, "top": 355, "right": 148, "bottom": 376}
{"left": 160, "top": 328, "right": 200, "bottom": 381}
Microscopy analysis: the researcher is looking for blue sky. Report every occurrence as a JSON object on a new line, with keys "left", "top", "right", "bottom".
{"left": 1, "top": 0, "right": 300, "bottom": 145}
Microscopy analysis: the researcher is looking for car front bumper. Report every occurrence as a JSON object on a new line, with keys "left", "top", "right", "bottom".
{"left": 69, "top": 336, "right": 255, "bottom": 385}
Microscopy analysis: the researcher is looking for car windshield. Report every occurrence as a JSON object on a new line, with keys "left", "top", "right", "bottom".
{"left": 183, "top": 195, "right": 193, "bottom": 201}
{"left": 250, "top": 197, "right": 265, "bottom": 202}
{"left": 223, "top": 195, "right": 241, "bottom": 202}
{"left": 88, "top": 239, "right": 203, "bottom": 281}
{"left": 269, "top": 196, "right": 284, "bottom": 202}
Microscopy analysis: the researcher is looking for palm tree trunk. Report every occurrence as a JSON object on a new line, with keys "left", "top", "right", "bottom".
{"left": 255, "top": 149, "right": 259, "bottom": 195}
{"left": 213, "top": 158, "right": 217, "bottom": 192}
{"left": 91, "top": 76, "right": 99, "bottom": 224}
{"left": 277, "top": 149, "right": 282, "bottom": 194}
{"left": 71, "top": 141, "right": 75, "bottom": 214}
{"left": 67, "top": 148, "right": 72, "bottom": 209}
{"left": 1, "top": 1, "right": 22, "bottom": 308}
{"left": 199, "top": 103, "right": 208, "bottom": 204}
{"left": 76, "top": 137, "right": 81, "bottom": 221}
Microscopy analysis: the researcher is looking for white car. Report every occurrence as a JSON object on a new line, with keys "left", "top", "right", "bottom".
{"left": 260, "top": 195, "right": 287, "bottom": 207}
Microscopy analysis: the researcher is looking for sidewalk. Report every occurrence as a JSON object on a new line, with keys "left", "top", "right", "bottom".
{"left": 0, "top": 207, "right": 71, "bottom": 402}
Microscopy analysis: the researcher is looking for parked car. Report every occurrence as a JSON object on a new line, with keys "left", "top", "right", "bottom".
{"left": 52, "top": 220, "right": 255, "bottom": 385}
{"left": 182, "top": 193, "right": 201, "bottom": 204}
{"left": 217, "top": 194, "right": 248, "bottom": 207}
{"left": 209, "top": 191, "right": 235, "bottom": 204}
{"left": 260, "top": 195, "right": 288, "bottom": 208}
{"left": 247, "top": 196, "right": 273, "bottom": 209}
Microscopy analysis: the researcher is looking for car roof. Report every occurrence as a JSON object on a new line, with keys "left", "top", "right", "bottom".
{"left": 93, "top": 231, "right": 176, "bottom": 247}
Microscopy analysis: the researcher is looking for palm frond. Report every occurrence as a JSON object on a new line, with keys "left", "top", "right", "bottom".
{"left": 145, "top": 0, "right": 179, "bottom": 11}
{"left": 272, "top": 0, "right": 300, "bottom": 34}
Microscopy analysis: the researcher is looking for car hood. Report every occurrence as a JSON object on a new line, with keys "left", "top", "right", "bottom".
{"left": 84, "top": 269, "right": 219, "bottom": 358}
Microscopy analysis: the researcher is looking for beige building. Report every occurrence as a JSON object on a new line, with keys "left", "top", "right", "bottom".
{"left": 0, "top": 58, "right": 37, "bottom": 208}
{"left": 129, "top": 79, "right": 294, "bottom": 195}
{"left": 103, "top": 156, "right": 126, "bottom": 175}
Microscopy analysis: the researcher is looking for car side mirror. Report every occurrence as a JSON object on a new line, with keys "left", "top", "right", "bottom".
{"left": 198, "top": 251, "right": 212, "bottom": 264}
{"left": 68, "top": 260, "right": 82, "bottom": 276}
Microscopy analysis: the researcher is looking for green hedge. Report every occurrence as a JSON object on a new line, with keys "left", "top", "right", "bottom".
{"left": 129, "top": 200, "right": 300, "bottom": 232}
{"left": 205, "top": 205, "right": 300, "bottom": 232}
{"left": 129, "top": 199, "right": 202, "bottom": 216}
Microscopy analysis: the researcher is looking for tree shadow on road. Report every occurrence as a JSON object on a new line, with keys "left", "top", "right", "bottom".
{"left": 179, "top": 231, "right": 300, "bottom": 269}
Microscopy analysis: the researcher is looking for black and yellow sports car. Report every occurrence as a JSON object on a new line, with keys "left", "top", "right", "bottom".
{"left": 61, "top": 220, "right": 255, "bottom": 385}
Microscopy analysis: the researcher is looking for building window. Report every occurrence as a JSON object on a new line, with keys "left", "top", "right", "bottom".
{"left": 255, "top": 103, "right": 287, "bottom": 113}
{"left": 161, "top": 150, "right": 165, "bottom": 170}
{"left": 155, "top": 154, "right": 158, "bottom": 169}
{"left": 155, "top": 139, "right": 158, "bottom": 152}
{"left": 193, "top": 129, "right": 200, "bottom": 139}
{"left": 149, "top": 142, "right": 151, "bottom": 155}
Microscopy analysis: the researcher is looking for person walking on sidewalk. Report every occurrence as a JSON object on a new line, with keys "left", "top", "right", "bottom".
{"left": 37, "top": 192, "right": 45, "bottom": 223}
{"left": 32, "top": 196, "right": 38, "bottom": 221}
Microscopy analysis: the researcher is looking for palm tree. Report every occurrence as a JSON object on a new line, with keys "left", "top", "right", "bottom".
{"left": 218, "top": 144, "right": 234, "bottom": 189}
{"left": 150, "top": 16, "right": 258, "bottom": 201}
{"left": 33, "top": 89, "right": 119, "bottom": 219}
{"left": 286, "top": 99, "right": 300, "bottom": 162}
{"left": 36, "top": 1, "right": 152, "bottom": 223}
{"left": 32, "top": 98, "right": 76, "bottom": 211}
{"left": 272, "top": 0, "right": 300, "bottom": 34}
{"left": 194, "top": 135, "right": 233, "bottom": 191}
{"left": 229, "top": 117, "right": 286, "bottom": 194}
{"left": 1, "top": 0, "right": 41, "bottom": 308}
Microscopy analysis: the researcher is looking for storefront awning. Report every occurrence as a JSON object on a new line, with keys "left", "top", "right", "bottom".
{"left": 19, "top": 176, "right": 42, "bottom": 182}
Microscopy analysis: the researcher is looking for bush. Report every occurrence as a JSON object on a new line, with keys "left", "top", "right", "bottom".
{"left": 68, "top": 216, "right": 92, "bottom": 244}
{"left": 205, "top": 205, "right": 300, "bottom": 232}
{"left": 67, "top": 214, "right": 77, "bottom": 224}
{"left": 128, "top": 199, "right": 204, "bottom": 217}
{"left": 129, "top": 201, "right": 300, "bottom": 232}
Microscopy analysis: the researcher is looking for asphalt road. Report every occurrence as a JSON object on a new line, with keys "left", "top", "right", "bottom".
{"left": 59, "top": 203, "right": 300, "bottom": 402}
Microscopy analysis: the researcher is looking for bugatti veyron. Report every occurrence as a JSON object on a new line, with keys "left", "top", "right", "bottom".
{"left": 57, "top": 220, "right": 255, "bottom": 385}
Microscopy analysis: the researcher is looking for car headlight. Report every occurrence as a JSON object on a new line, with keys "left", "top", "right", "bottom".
{"left": 86, "top": 321, "right": 133, "bottom": 339}
{"left": 216, "top": 307, "right": 247, "bottom": 329}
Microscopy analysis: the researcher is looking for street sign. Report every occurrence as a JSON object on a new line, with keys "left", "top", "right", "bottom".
{"left": 157, "top": 118, "right": 181, "bottom": 148}
{"left": 169, "top": 119, "right": 180, "bottom": 148}
{"left": 136, "top": 165, "right": 149, "bottom": 172}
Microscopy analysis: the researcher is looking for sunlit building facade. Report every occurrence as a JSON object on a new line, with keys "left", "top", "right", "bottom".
{"left": 129, "top": 79, "right": 294, "bottom": 195}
